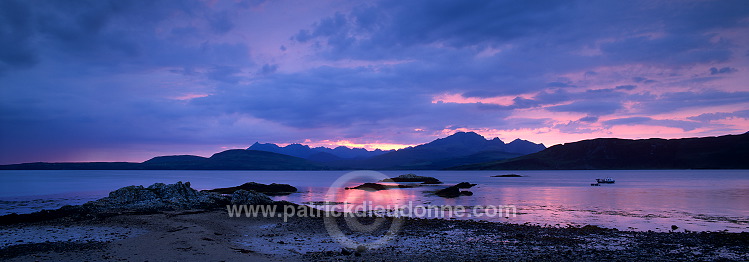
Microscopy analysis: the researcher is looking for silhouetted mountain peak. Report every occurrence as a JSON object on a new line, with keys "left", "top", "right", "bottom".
{"left": 247, "top": 141, "right": 389, "bottom": 160}
{"left": 491, "top": 137, "right": 506, "bottom": 144}
{"left": 286, "top": 144, "right": 311, "bottom": 150}
{"left": 426, "top": 132, "right": 488, "bottom": 147}
{"left": 504, "top": 138, "right": 547, "bottom": 154}
{"left": 446, "top": 131, "right": 485, "bottom": 141}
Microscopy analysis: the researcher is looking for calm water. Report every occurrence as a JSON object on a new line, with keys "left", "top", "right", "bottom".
{"left": 1, "top": 170, "right": 747, "bottom": 232}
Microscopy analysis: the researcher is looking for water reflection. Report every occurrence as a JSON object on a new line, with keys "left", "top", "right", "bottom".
{"left": 275, "top": 170, "right": 749, "bottom": 232}
{"left": 1, "top": 170, "right": 748, "bottom": 232}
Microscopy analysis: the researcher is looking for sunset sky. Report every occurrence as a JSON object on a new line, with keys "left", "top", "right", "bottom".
{"left": 1, "top": 0, "right": 748, "bottom": 164}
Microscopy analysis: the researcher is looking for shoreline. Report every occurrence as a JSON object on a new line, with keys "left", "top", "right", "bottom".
{"left": 1, "top": 208, "right": 748, "bottom": 261}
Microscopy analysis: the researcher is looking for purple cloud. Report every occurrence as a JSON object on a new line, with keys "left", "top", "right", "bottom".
{"left": 1, "top": 0, "right": 748, "bottom": 164}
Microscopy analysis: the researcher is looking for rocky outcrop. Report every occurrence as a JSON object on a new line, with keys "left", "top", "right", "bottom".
{"left": 204, "top": 182, "right": 297, "bottom": 195}
{"left": 83, "top": 181, "right": 228, "bottom": 213}
{"left": 0, "top": 182, "right": 282, "bottom": 225}
{"left": 381, "top": 174, "right": 442, "bottom": 184}
{"left": 230, "top": 190, "right": 273, "bottom": 205}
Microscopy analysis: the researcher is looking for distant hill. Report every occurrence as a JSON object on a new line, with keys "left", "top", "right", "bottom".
{"left": 247, "top": 142, "right": 390, "bottom": 160}
{"left": 0, "top": 132, "right": 543, "bottom": 170}
{"left": 451, "top": 132, "right": 749, "bottom": 170}
{"left": 0, "top": 150, "right": 328, "bottom": 170}
{"left": 140, "top": 150, "right": 328, "bottom": 170}
{"left": 332, "top": 132, "right": 545, "bottom": 169}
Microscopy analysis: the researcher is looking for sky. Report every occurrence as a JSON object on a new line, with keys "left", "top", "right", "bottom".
{"left": 1, "top": 0, "right": 749, "bottom": 164}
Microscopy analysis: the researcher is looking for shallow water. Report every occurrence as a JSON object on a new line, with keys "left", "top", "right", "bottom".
{"left": 0, "top": 170, "right": 747, "bottom": 232}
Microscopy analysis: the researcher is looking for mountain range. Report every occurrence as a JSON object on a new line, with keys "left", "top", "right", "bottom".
{"left": 247, "top": 142, "right": 391, "bottom": 162}
{"left": 323, "top": 132, "right": 545, "bottom": 169}
{"left": 2, "top": 132, "right": 747, "bottom": 170}
{"left": 0, "top": 132, "right": 543, "bottom": 170}
{"left": 452, "top": 132, "right": 749, "bottom": 170}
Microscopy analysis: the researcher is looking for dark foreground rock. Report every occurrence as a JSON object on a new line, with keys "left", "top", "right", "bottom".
{"left": 83, "top": 181, "right": 228, "bottom": 213}
{"left": 381, "top": 174, "right": 442, "bottom": 184}
{"left": 204, "top": 182, "right": 298, "bottom": 195}
{"left": 0, "top": 182, "right": 277, "bottom": 225}
{"left": 229, "top": 190, "right": 274, "bottom": 205}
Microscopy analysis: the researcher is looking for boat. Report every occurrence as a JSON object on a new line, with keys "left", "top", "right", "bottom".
{"left": 590, "top": 183, "right": 601, "bottom": 186}
{"left": 595, "top": 178, "right": 615, "bottom": 184}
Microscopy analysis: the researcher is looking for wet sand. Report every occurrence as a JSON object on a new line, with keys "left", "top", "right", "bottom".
{"left": 1, "top": 209, "right": 748, "bottom": 261}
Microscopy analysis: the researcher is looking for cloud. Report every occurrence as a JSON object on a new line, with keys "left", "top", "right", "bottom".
{"left": 207, "top": 11, "right": 235, "bottom": 34}
{"left": 0, "top": 0, "right": 254, "bottom": 73}
{"left": 259, "top": 64, "right": 279, "bottom": 75}
{"left": 547, "top": 82, "right": 576, "bottom": 88}
{"left": 710, "top": 67, "right": 738, "bottom": 75}
{"left": 579, "top": 116, "right": 599, "bottom": 123}
{"left": 207, "top": 66, "right": 245, "bottom": 84}
{"left": 602, "top": 117, "right": 701, "bottom": 131}
{"left": 632, "top": 77, "right": 656, "bottom": 84}
{"left": 547, "top": 100, "right": 622, "bottom": 115}
{"left": 615, "top": 85, "right": 637, "bottom": 90}
{"left": 688, "top": 110, "right": 749, "bottom": 122}
{"left": 2, "top": 0, "right": 749, "bottom": 163}
{"left": 637, "top": 90, "right": 749, "bottom": 114}
{"left": 600, "top": 35, "right": 732, "bottom": 66}
{"left": 0, "top": 0, "right": 38, "bottom": 73}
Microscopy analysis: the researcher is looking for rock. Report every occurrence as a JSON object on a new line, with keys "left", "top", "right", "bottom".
{"left": 106, "top": 185, "right": 159, "bottom": 204}
{"left": 435, "top": 186, "right": 460, "bottom": 198}
{"left": 204, "top": 182, "right": 297, "bottom": 195}
{"left": 230, "top": 190, "right": 273, "bottom": 205}
{"left": 345, "top": 183, "right": 388, "bottom": 191}
{"left": 435, "top": 185, "right": 473, "bottom": 198}
{"left": 83, "top": 181, "right": 228, "bottom": 212}
{"left": 455, "top": 182, "right": 477, "bottom": 188}
{"left": 0, "top": 181, "right": 288, "bottom": 224}
{"left": 381, "top": 174, "right": 442, "bottom": 184}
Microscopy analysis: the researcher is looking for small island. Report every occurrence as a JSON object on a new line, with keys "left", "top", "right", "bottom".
{"left": 380, "top": 174, "right": 443, "bottom": 184}
{"left": 491, "top": 174, "right": 524, "bottom": 177}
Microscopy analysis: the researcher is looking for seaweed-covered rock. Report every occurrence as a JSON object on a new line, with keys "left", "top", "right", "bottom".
{"left": 205, "top": 182, "right": 297, "bottom": 195}
{"left": 381, "top": 174, "right": 442, "bottom": 184}
{"left": 230, "top": 190, "right": 273, "bottom": 205}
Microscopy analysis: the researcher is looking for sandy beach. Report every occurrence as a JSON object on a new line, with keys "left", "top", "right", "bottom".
{"left": 2, "top": 207, "right": 748, "bottom": 261}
